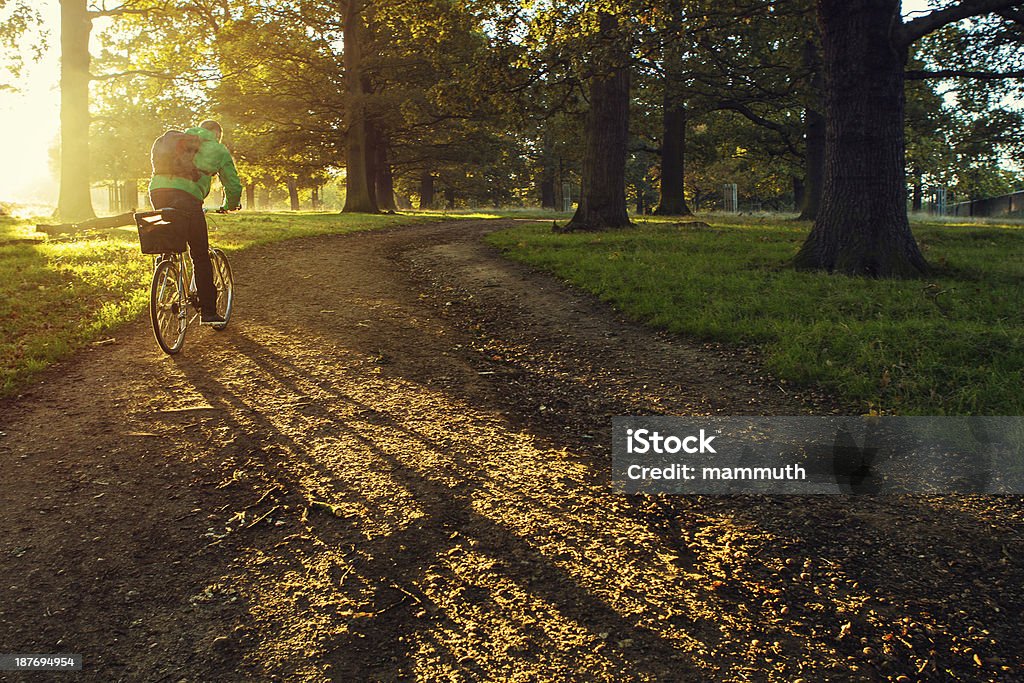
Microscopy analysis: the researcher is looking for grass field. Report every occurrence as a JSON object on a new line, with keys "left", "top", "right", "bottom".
{"left": 4, "top": 209, "right": 1022, "bottom": 415}
{"left": 487, "top": 214, "right": 1024, "bottom": 416}
{"left": 0, "top": 211, "right": 433, "bottom": 397}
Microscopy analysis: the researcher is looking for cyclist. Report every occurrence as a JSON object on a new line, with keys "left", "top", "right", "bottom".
{"left": 148, "top": 119, "right": 242, "bottom": 324}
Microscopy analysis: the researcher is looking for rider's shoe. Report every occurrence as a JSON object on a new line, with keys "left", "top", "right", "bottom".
{"left": 201, "top": 311, "right": 226, "bottom": 324}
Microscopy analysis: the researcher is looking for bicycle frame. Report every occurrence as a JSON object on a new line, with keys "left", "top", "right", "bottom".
{"left": 154, "top": 250, "right": 202, "bottom": 329}
{"left": 139, "top": 207, "right": 233, "bottom": 354}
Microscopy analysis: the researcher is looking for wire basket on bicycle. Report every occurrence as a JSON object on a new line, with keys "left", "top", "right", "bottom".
{"left": 135, "top": 209, "right": 189, "bottom": 254}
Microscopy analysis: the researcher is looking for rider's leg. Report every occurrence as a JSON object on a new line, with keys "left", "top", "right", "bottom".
{"left": 187, "top": 214, "right": 217, "bottom": 315}
{"left": 149, "top": 188, "right": 218, "bottom": 316}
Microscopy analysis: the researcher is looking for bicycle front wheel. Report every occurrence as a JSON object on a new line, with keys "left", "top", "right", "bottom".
{"left": 210, "top": 248, "right": 233, "bottom": 330}
{"left": 150, "top": 259, "right": 187, "bottom": 354}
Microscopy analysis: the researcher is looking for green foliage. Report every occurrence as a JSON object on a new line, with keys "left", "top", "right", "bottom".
{"left": 0, "top": 0, "right": 46, "bottom": 90}
{"left": 88, "top": 3, "right": 238, "bottom": 188}
{"left": 208, "top": 5, "right": 343, "bottom": 190}
{"left": 376, "top": 0, "right": 531, "bottom": 206}
{"left": 912, "top": 18, "right": 1024, "bottom": 200}
{"left": 488, "top": 216, "right": 1024, "bottom": 415}
{"left": 682, "top": 116, "right": 799, "bottom": 210}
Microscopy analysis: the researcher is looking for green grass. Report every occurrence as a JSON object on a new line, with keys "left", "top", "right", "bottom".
{"left": 0, "top": 211, "right": 437, "bottom": 397}
{"left": 487, "top": 215, "right": 1024, "bottom": 415}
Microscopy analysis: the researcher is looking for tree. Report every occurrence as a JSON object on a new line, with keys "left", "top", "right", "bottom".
{"left": 54, "top": 0, "right": 171, "bottom": 221}
{"left": 910, "top": 14, "right": 1024, "bottom": 204}
{"left": 692, "top": 0, "right": 818, "bottom": 217}
{"left": 563, "top": 10, "right": 632, "bottom": 231}
{"left": 652, "top": 0, "right": 691, "bottom": 216}
{"left": 629, "top": 0, "right": 818, "bottom": 217}
{"left": 57, "top": 0, "right": 95, "bottom": 221}
{"left": 794, "top": 0, "right": 1023, "bottom": 277}
{"left": 341, "top": 0, "right": 378, "bottom": 213}
{"left": 203, "top": 4, "right": 344, "bottom": 210}
{"left": 89, "top": 18, "right": 209, "bottom": 213}
{"left": 797, "top": 37, "right": 825, "bottom": 220}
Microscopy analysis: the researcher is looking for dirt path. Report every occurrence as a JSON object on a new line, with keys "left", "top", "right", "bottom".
{"left": 1, "top": 220, "right": 1021, "bottom": 682}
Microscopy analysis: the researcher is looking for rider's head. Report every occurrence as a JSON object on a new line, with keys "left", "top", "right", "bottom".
{"left": 199, "top": 119, "right": 223, "bottom": 142}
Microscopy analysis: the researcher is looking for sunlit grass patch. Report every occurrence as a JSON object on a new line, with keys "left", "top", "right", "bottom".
{"left": 487, "top": 217, "right": 1024, "bottom": 415}
{"left": 0, "top": 211, "right": 436, "bottom": 397}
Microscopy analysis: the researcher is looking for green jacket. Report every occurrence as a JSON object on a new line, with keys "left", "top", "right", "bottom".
{"left": 149, "top": 126, "right": 243, "bottom": 210}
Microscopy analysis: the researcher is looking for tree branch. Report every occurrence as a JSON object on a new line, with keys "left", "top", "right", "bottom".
{"left": 715, "top": 100, "right": 801, "bottom": 157}
{"left": 632, "top": 143, "right": 662, "bottom": 156}
{"left": 90, "top": 69, "right": 174, "bottom": 81}
{"left": 906, "top": 69, "right": 1024, "bottom": 80}
{"left": 898, "top": 0, "right": 1024, "bottom": 47}
{"left": 88, "top": 8, "right": 149, "bottom": 17}
{"left": 87, "top": 2, "right": 159, "bottom": 19}
{"left": 995, "top": 7, "right": 1024, "bottom": 23}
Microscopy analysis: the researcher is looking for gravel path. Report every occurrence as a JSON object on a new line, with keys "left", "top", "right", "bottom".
{"left": 1, "top": 220, "right": 1020, "bottom": 682}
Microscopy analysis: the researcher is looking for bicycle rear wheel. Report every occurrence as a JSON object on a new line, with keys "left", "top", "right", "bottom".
{"left": 150, "top": 258, "right": 187, "bottom": 354}
{"left": 210, "top": 248, "right": 233, "bottom": 330}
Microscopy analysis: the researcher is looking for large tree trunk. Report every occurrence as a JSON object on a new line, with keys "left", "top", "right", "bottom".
{"left": 57, "top": 0, "right": 95, "bottom": 222}
{"left": 540, "top": 176, "right": 556, "bottom": 210}
{"left": 563, "top": 13, "right": 631, "bottom": 232}
{"left": 798, "top": 106, "right": 826, "bottom": 220}
{"left": 341, "top": 0, "right": 379, "bottom": 214}
{"left": 245, "top": 184, "right": 255, "bottom": 210}
{"left": 798, "top": 39, "right": 826, "bottom": 221}
{"left": 654, "top": 0, "right": 691, "bottom": 217}
{"left": 374, "top": 132, "right": 397, "bottom": 212}
{"left": 287, "top": 178, "right": 300, "bottom": 211}
{"left": 419, "top": 170, "right": 435, "bottom": 209}
{"left": 654, "top": 93, "right": 691, "bottom": 215}
{"left": 124, "top": 178, "right": 138, "bottom": 210}
{"left": 795, "top": 0, "right": 927, "bottom": 277}
{"left": 539, "top": 134, "right": 557, "bottom": 209}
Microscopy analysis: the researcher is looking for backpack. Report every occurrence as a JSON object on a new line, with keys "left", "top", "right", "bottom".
{"left": 151, "top": 130, "right": 205, "bottom": 181}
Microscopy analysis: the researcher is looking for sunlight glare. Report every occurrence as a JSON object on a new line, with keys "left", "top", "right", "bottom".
{"left": 0, "top": 83, "right": 59, "bottom": 204}
{"left": 0, "top": 1, "right": 59, "bottom": 205}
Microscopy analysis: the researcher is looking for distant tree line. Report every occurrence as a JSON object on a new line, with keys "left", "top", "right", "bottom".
{"left": 13, "top": 0, "right": 1024, "bottom": 276}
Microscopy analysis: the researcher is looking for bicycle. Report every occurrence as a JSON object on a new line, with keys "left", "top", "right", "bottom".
{"left": 134, "top": 208, "right": 234, "bottom": 355}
